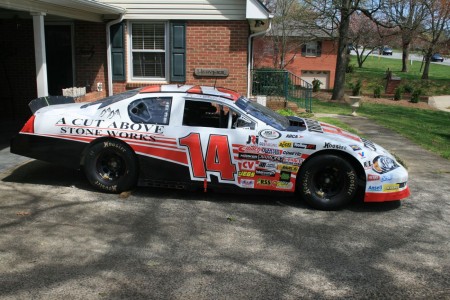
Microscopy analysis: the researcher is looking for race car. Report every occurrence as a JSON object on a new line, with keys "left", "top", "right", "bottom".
{"left": 11, "top": 85, "right": 410, "bottom": 210}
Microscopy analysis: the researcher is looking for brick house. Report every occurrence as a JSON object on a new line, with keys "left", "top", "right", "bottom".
{"left": 253, "top": 26, "right": 338, "bottom": 89}
{"left": 0, "top": 0, "right": 272, "bottom": 121}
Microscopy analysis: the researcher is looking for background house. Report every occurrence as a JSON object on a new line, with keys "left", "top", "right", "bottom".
{"left": 0, "top": 0, "right": 271, "bottom": 122}
{"left": 253, "top": 26, "right": 338, "bottom": 90}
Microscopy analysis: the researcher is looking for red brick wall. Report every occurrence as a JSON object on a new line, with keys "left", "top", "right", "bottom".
{"left": 186, "top": 21, "right": 249, "bottom": 94}
{"left": 253, "top": 37, "right": 338, "bottom": 89}
{"left": 74, "top": 21, "right": 107, "bottom": 98}
{"left": 114, "top": 20, "right": 250, "bottom": 95}
{"left": 0, "top": 19, "right": 37, "bottom": 120}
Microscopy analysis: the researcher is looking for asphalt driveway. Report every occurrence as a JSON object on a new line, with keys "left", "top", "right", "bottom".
{"left": 0, "top": 116, "right": 449, "bottom": 299}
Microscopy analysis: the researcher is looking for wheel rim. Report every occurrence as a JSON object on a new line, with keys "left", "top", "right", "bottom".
{"left": 312, "top": 165, "right": 344, "bottom": 199}
{"left": 96, "top": 150, "right": 125, "bottom": 181}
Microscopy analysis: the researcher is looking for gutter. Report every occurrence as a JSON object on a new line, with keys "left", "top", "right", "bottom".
{"left": 106, "top": 14, "right": 124, "bottom": 96}
{"left": 247, "top": 20, "right": 272, "bottom": 98}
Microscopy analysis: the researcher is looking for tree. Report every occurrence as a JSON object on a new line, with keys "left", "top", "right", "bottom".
{"left": 420, "top": 0, "right": 450, "bottom": 79}
{"left": 381, "top": 0, "right": 428, "bottom": 72}
{"left": 349, "top": 13, "right": 381, "bottom": 67}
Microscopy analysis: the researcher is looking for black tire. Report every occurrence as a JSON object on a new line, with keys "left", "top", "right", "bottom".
{"left": 84, "top": 140, "right": 138, "bottom": 193}
{"left": 297, "top": 154, "right": 358, "bottom": 210}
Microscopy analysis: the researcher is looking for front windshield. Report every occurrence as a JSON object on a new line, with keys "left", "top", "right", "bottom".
{"left": 235, "top": 97, "right": 289, "bottom": 130}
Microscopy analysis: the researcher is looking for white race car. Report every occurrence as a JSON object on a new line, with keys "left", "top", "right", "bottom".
{"left": 11, "top": 85, "right": 410, "bottom": 210}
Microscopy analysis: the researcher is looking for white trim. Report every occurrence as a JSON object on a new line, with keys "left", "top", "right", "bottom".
{"left": 32, "top": 12, "right": 49, "bottom": 97}
{"left": 127, "top": 20, "right": 169, "bottom": 83}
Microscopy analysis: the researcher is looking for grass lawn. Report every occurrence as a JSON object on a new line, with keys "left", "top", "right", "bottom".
{"left": 310, "top": 99, "right": 450, "bottom": 160}
{"left": 347, "top": 55, "right": 450, "bottom": 95}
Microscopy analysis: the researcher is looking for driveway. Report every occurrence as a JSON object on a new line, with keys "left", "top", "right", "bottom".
{"left": 0, "top": 116, "right": 449, "bottom": 299}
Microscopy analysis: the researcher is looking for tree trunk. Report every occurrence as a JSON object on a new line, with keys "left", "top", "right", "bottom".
{"left": 331, "top": 2, "right": 351, "bottom": 101}
{"left": 421, "top": 50, "right": 433, "bottom": 79}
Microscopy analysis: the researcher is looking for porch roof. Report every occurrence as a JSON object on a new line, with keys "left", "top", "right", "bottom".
{"left": 0, "top": 0, "right": 125, "bottom": 22}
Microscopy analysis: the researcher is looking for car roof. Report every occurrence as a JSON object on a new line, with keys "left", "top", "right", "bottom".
{"left": 140, "top": 85, "right": 242, "bottom": 101}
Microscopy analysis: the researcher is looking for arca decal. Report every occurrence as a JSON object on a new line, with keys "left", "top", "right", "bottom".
{"left": 179, "top": 133, "right": 236, "bottom": 182}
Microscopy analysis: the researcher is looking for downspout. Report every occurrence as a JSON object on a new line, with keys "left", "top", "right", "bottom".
{"left": 247, "top": 20, "right": 272, "bottom": 98}
{"left": 106, "top": 14, "right": 124, "bottom": 96}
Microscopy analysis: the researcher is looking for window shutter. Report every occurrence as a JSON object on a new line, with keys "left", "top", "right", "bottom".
{"left": 317, "top": 41, "right": 322, "bottom": 57}
{"left": 301, "top": 44, "right": 306, "bottom": 56}
{"left": 170, "top": 21, "right": 186, "bottom": 82}
{"left": 110, "top": 22, "right": 125, "bottom": 81}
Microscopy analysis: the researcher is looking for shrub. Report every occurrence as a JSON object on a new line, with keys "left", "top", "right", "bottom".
{"left": 350, "top": 79, "right": 362, "bottom": 96}
{"left": 410, "top": 89, "right": 422, "bottom": 103}
{"left": 394, "top": 87, "right": 403, "bottom": 100}
{"left": 312, "top": 78, "right": 322, "bottom": 92}
{"left": 402, "top": 83, "right": 414, "bottom": 94}
{"left": 373, "top": 85, "right": 382, "bottom": 98}
{"left": 346, "top": 63, "right": 355, "bottom": 73}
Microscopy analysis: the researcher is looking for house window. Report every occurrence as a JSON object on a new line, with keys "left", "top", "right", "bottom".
{"left": 301, "top": 41, "right": 322, "bottom": 57}
{"left": 130, "top": 22, "right": 167, "bottom": 80}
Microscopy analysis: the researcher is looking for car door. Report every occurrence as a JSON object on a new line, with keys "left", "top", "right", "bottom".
{"left": 174, "top": 97, "right": 259, "bottom": 189}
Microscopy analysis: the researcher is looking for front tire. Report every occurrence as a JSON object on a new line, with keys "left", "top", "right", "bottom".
{"left": 297, "top": 154, "right": 358, "bottom": 210}
{"left": 84, "top": 140, "right": 138, "bottom": 193}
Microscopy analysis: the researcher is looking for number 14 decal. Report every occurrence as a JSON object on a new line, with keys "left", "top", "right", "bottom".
{"left": 179, "top": 133, "right": 236, "bottom": 181}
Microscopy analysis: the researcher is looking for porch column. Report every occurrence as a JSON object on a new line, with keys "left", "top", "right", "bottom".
{"left": 31, "top": 12, "right": 49, "bottom": 97}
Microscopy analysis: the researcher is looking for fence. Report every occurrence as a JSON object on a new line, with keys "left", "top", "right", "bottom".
{"left": 251, "top": 69, "right": 313, "bottom": 112}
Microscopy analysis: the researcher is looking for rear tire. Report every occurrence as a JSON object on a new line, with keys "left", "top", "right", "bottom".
{"left": 84, "top": 140, "right": 138, "bottom": 193}
{"left": 297, "top": 154, "right": 357, "bottom": 210}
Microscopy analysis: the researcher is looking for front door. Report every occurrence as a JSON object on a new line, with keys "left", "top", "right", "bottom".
{"left": 45, "top": 25, "right": 73, "bottom": 96}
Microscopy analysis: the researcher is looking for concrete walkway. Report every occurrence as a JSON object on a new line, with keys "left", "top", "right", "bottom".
{"left": 428, "top": 95, "right": 450, "bottom": 112}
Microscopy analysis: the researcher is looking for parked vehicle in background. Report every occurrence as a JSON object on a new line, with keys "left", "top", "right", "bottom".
{"left": 382, "top": 47, "right": 393, "bottom": 55}
{"left": 431, "top": 53, "right": 444, "bottom": 62}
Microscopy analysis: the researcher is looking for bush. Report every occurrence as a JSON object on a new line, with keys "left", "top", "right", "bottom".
{"left": 312, "top": 78, "right": 322, "bottom": 92}
{"left": 394, "top": 87, "right": 403, "bottom": 100}
{"left": 350, "top": 79, "right": 362, "bottom": 96}
{"left": 346, "top": 63, "right": 355, "bottom": 73}
{"left": 410, "top": 89, "right": 422, "bottom": 103}
{"left": 402, "top": 83, "right": 414, "bottom": 94}
{"left": 373, "top": 85, "right": 382, "bottom": 98}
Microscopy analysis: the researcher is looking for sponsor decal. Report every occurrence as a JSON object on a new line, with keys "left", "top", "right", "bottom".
{"left": 238, "top": 171, "right": 255, "bottom": 177}
{"left": 56, "top": 118, "right": 163, "bottom": 141}
{"left": 368, "top": 174, "right": 380, "bottom": 181}
{"left": 382, "top": 183, "right": 399, "bottom": 192}
{"left": 258, "top": 141, "right": 278, "bottom": 147}
{"left": 364, "top": 161, "right": 373, "bottom": 169}
{"left": 279, "top": 171, "right": 291, "bottom": 182}
{"left": 257, "top": 179, "right": 272, "bottom": 186}
{"left": 278, "top": 141, "right": 293, "bottom": 148}
{"left": 293, "top": 143, "right": 316, "bottom": 150}
{"left": 258, "top": 154, "right": 283, "bottom": 162}
{"left": 380, "top": 174, "right": 393, "bottom": 182}
{"left": 286, "top": 134, "right": 301, "bottom": 138}
{"left": 274, "top": 181, "right": 293, "bottom": 189}
{"left": 358, "top": 152, "right": 366, "bottom": 159}
{"left": 238, "top": 153, "right": 259, "bottom": 160}
{"left": 240, "top": 179, "right": 255, "bottom": 188}
{"left": 350, "top": 145, "right": 362, "bottom": 151}
{"left": 259, "top": 129, "right": 282, "bottom": 140}
{"left": 246, "top": 135, "right": 259, "bottom": 145}
{"left": 277, "top": 164, "right": 300, "bottom": 173}
{"left": 255, "top": 169, "right": 276, "bottom": 177}
{"left": 305, "top": 119, "right": 323, "bottom": 133}
{"left": 238, "top": 145, "right": 260, "bottom": 153}
{"left": 282, "top": 150, "right": 303, "bottom": 156}
{"left": 238, "top": 161, "right": 256, "bottom": 171}
{"left": 260, "top": 148, "right": 282, "bottom": 155}
{"left": 368, "top": 185, "right": 382, "bottom": 192}
{"left": 283, "top": 157, "right": 304, "bottom": 166}
{"left": 323, "top": 142, "right": 347, "bottom": 150}
{"left": 362, "top": 138, "right": 377, "bottom": 151}
{"left": 372, "top": 155, "right": 399, "bottom": 174}
{"left": 258, "top": 162, "right": 277, "bottom": 169}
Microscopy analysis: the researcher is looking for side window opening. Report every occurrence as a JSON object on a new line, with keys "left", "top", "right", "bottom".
{"left": 128, "top": 97, "right": 172, "bottom": 124}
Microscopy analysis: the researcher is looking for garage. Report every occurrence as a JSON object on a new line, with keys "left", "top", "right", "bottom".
{"left": 301, "top": 70, "right": 330, "bottom": 89}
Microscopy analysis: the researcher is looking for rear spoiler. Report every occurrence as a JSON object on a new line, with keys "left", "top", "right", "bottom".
{"left": 29, "top": 96, "right": 75, "bottom": 113}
